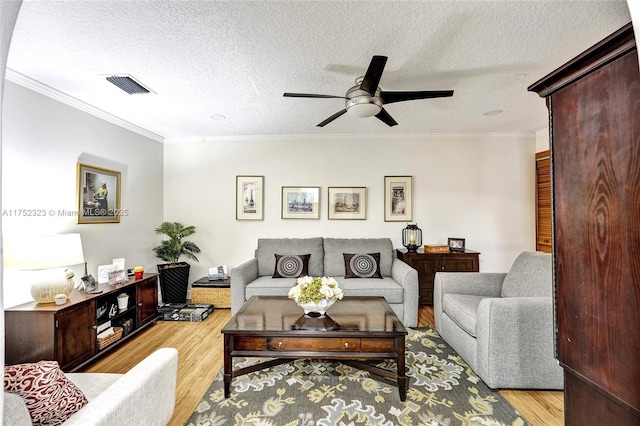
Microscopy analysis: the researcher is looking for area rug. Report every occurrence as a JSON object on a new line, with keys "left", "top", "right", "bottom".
{"left": 185, "top": 326, "right": 530, "bottom": 426}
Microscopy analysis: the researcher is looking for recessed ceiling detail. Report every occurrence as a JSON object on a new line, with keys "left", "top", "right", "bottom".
{"left": 106, "top": 75, "right": 153, "bottom": 95}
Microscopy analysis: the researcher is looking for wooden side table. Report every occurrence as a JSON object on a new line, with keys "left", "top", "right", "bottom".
{"left": 190, "top": 277, "right": 231, "bottom": 308}
{"left": 396, "top": 249, "right": 480, "bottom": 305}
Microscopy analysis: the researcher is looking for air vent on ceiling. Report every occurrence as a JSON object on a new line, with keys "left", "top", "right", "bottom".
{"left": 106, "top": 75, "right": 153, "bottom": 95}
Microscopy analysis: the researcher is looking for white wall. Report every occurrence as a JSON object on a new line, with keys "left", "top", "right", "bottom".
{"left": 536, "top": 129, "right": 550, "bottom": 153}
{"left": 2, "top": 82, "right": 163, "bottom": 307}
{"left": 164, "top": 133, "right": 537, "bottom": 280}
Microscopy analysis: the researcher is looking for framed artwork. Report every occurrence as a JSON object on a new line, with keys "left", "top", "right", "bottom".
{"left": 236, "top": 176, "right": 264, "bottom": 220}
{"left": 384, "top": 176, "right": 413, "bottom": 222}
{"left": 77, "top": 163, "right": 122, "bottom": 224}
{"left": 328, "top": 187, "right": 366, "bottom": 220}
{"left": 448, "top": 237, "right": 466, "bottom": 252}
{"left": 281, "top": 186, "right": 320, "bottom": 219}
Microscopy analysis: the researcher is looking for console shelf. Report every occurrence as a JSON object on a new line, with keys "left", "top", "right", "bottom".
{"left": 5, "top": 273, "right": 159, "bottom": 371}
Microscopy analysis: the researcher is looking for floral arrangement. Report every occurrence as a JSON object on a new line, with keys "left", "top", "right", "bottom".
{"left": 288, "top": 276, "right": 344, "bottom": 304}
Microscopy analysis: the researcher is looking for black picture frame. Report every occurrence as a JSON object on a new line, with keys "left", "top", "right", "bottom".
{"left": 81, "top": 274, "right": 96, "bottom": 292}
{"left": 448, "top": 238, "right": 466, "bottom": 252}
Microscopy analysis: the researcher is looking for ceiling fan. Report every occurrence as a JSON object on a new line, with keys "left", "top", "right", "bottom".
{"left": 283, "top": 55, "right": 454, "bottom": 127}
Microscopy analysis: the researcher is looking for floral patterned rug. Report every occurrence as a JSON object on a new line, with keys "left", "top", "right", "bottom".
{"left": 185, "top": 327, "right": 530, "bottom": 426}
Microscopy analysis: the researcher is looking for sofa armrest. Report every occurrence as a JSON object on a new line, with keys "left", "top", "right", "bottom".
{"left": 230, "top": 258, "right": 259, "bottom": 314}
{"left": 391, "top": 259, "right": 419, "bottom": 327}
{"left": 3, "top": 392, "right": 32, "bottom": 426}
{"left": 434, "top": 272, "right": 506, "bottom": 331}
{"left": 475, "top": 297, "right": 562, "bottom": 389}
{"left": 62, "top": 348, "right": 178, "bottom": 426}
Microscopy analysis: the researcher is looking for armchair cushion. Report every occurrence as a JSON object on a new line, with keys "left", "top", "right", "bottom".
{"left": 501, "top": 251, "right": 552, "bottom": 297}
{"left": 442, "top": 294, "right": 484, "bottom": 337}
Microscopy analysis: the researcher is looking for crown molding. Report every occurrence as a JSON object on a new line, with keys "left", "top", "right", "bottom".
{"left": 5, "top": 69, "right": 538, "bottom": 145}
{"left": 164, "top": 131, "right": 536, "bottom": 144}
{"left": 4, "top": 68, "right": 165, "bottom": 142}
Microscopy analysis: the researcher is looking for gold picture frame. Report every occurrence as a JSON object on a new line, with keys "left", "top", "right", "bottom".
{"left": 77, "top": 163, "right": 122, "bottom": 224}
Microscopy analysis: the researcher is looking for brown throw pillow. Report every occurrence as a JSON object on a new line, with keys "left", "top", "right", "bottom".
{"left": 343, "top": 253, "right": 382, "bottom": 278}
{"left": 4, "top": 360, "right": 88, "bottom": 425}
{"left": 273, "top": 254, "right": 311, "bottom": 278}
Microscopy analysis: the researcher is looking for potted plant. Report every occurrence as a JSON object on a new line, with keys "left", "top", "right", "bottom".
{"left": 153, "top": 221, "right": 201, "bottom": 304}
{"left": 117, "top": 292, "right": 129, "bottom": 310}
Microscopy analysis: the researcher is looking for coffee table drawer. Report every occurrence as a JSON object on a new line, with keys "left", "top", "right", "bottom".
{"left": 267, "top": 337, "right": 360, "bottom": 352}
{"left": 233, "top": 337, "right": 266, "bottom": 351}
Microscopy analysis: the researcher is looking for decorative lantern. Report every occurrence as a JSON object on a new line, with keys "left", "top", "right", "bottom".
{"left": 402, "top": 223, "right": 422, "bottom": 252}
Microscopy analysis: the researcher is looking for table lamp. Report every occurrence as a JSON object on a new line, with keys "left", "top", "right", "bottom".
{"left": 4, "top": 233, "right": 85, "bottom": 303}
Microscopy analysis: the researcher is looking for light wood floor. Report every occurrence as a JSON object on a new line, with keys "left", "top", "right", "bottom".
{"left": 83, "top": 306, "right": 564, "bottom": 426}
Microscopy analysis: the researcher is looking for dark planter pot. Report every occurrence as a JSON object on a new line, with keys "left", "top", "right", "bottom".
{"left": 157, "top": 262, "right": 190, "bottom": 304}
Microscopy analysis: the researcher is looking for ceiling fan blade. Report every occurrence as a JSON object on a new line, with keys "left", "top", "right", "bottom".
{"left": 359, "top": 55, "right": 387, "bottom": 95}
{"left": 317, "top": 109, "right": 347, "bottom": 127}
{"left": 380, "top": 90, "right": 454, "bottom": 104}
{"left": 375, "top": 108, "right": 398, "bottom": 127}
{"left": 283, "top": 93, "right": 346, "bottom": 99}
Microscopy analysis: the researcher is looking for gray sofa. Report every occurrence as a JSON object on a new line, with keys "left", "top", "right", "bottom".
{"left": 231, "top": 237, "right": 419, "bottom": 327}
{"left": 4, "top": 348, "right": 178, "bottom": 426}
{"left": 434, "top": 251, "right": 563, "bottom": 390}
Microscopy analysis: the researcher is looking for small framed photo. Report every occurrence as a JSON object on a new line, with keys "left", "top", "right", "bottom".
{"left": 81, "top": 274, "right": 96, "bottom": 292}
{"left": 448, "top": 238, "right": 466, "bottom": 252}
{"left": 236, "top": 176, "right": 264, "bottom": 220}
{"left": 77, "top": 163, "right": 122, "bottom": 224}
{"left": 384, "top": 176, "right": 412, "bottom": 222}
{"left": 328, "top": 187, "right": 366, "bottom": 220}
{"left": 281, "top": 186, "right": 320, "bottom": 219}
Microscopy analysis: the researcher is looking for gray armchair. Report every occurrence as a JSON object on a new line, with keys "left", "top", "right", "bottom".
{"left": 434, "top": 251, "right": 563, "bottom": 390}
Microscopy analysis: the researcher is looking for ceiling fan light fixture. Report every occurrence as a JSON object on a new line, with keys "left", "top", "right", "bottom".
{"left": 347, "top": 102, "right": 381, "bottom": 118}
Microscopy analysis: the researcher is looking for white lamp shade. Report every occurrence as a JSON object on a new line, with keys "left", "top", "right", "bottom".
{"left": 4, "top": 233, "right": 85, "bottom": 270}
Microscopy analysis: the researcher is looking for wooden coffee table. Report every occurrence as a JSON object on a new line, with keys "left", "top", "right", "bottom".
{"left": 221, "top": 296, "right": 408, "bottom": 401}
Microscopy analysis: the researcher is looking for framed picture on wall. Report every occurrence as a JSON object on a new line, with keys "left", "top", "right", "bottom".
{"left": 384, "top": 176, "right": 412, "bottom": 222}
{"left": 281, "top": 186, "right": 320, "bottom": 219}
{"left": 77, "top": 163, "right": 122, "bottom": 224}
{"left": 236, "top": 175, "right": 264, "bottom": 220}
{"left": 328, "top": 187, "right": 366, "bottom": 220}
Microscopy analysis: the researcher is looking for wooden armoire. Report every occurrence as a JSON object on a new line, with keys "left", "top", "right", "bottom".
{"left": 529, "top": 23, "right": 640, "bottom": 424}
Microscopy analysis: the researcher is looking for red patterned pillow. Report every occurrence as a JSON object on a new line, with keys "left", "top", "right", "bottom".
{"left": 4, "top": 360, "right": 88, "bottom": 426}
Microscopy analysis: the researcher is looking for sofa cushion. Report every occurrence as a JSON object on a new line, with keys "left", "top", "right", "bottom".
{"left": 256, "top": 238, "right": 324, "bottom": 277}
{"left": 324, "top": 238, "right": 393, "bottom": 277}
{"left": 343, "top": 253, "right": 382, "bottom": 278}
{"left": 501, "top": 251, "right": 552, "bottom": 298}
{"left": 333, "top": 277, "right": 404, "bottom": 304}
{"left": 4, "top": 360, "right": 88, "bottom": 426}
{"left": 246, "top": 276, "right": 297, "bottom": 299}
{"left": 442, "top": 294, "right": 485, "bottom": 337}
{"left": 272, "top": 254, "right": 310, "bottom": 278}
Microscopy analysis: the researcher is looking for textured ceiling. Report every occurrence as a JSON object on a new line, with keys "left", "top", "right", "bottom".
{"left": 6, "top": 1, "right": 632, "bottom": 142}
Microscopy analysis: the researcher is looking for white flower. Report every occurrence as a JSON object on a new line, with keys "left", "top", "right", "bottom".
{"left": 289, "top": 275, "right": 344, "bottom": 304}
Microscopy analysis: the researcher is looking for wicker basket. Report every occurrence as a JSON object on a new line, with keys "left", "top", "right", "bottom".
{"left": 191, "top": 287, "right": 230, "bottom": 308}
{"left": 97, "top": 327, "right": 123, "bottom": 350}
